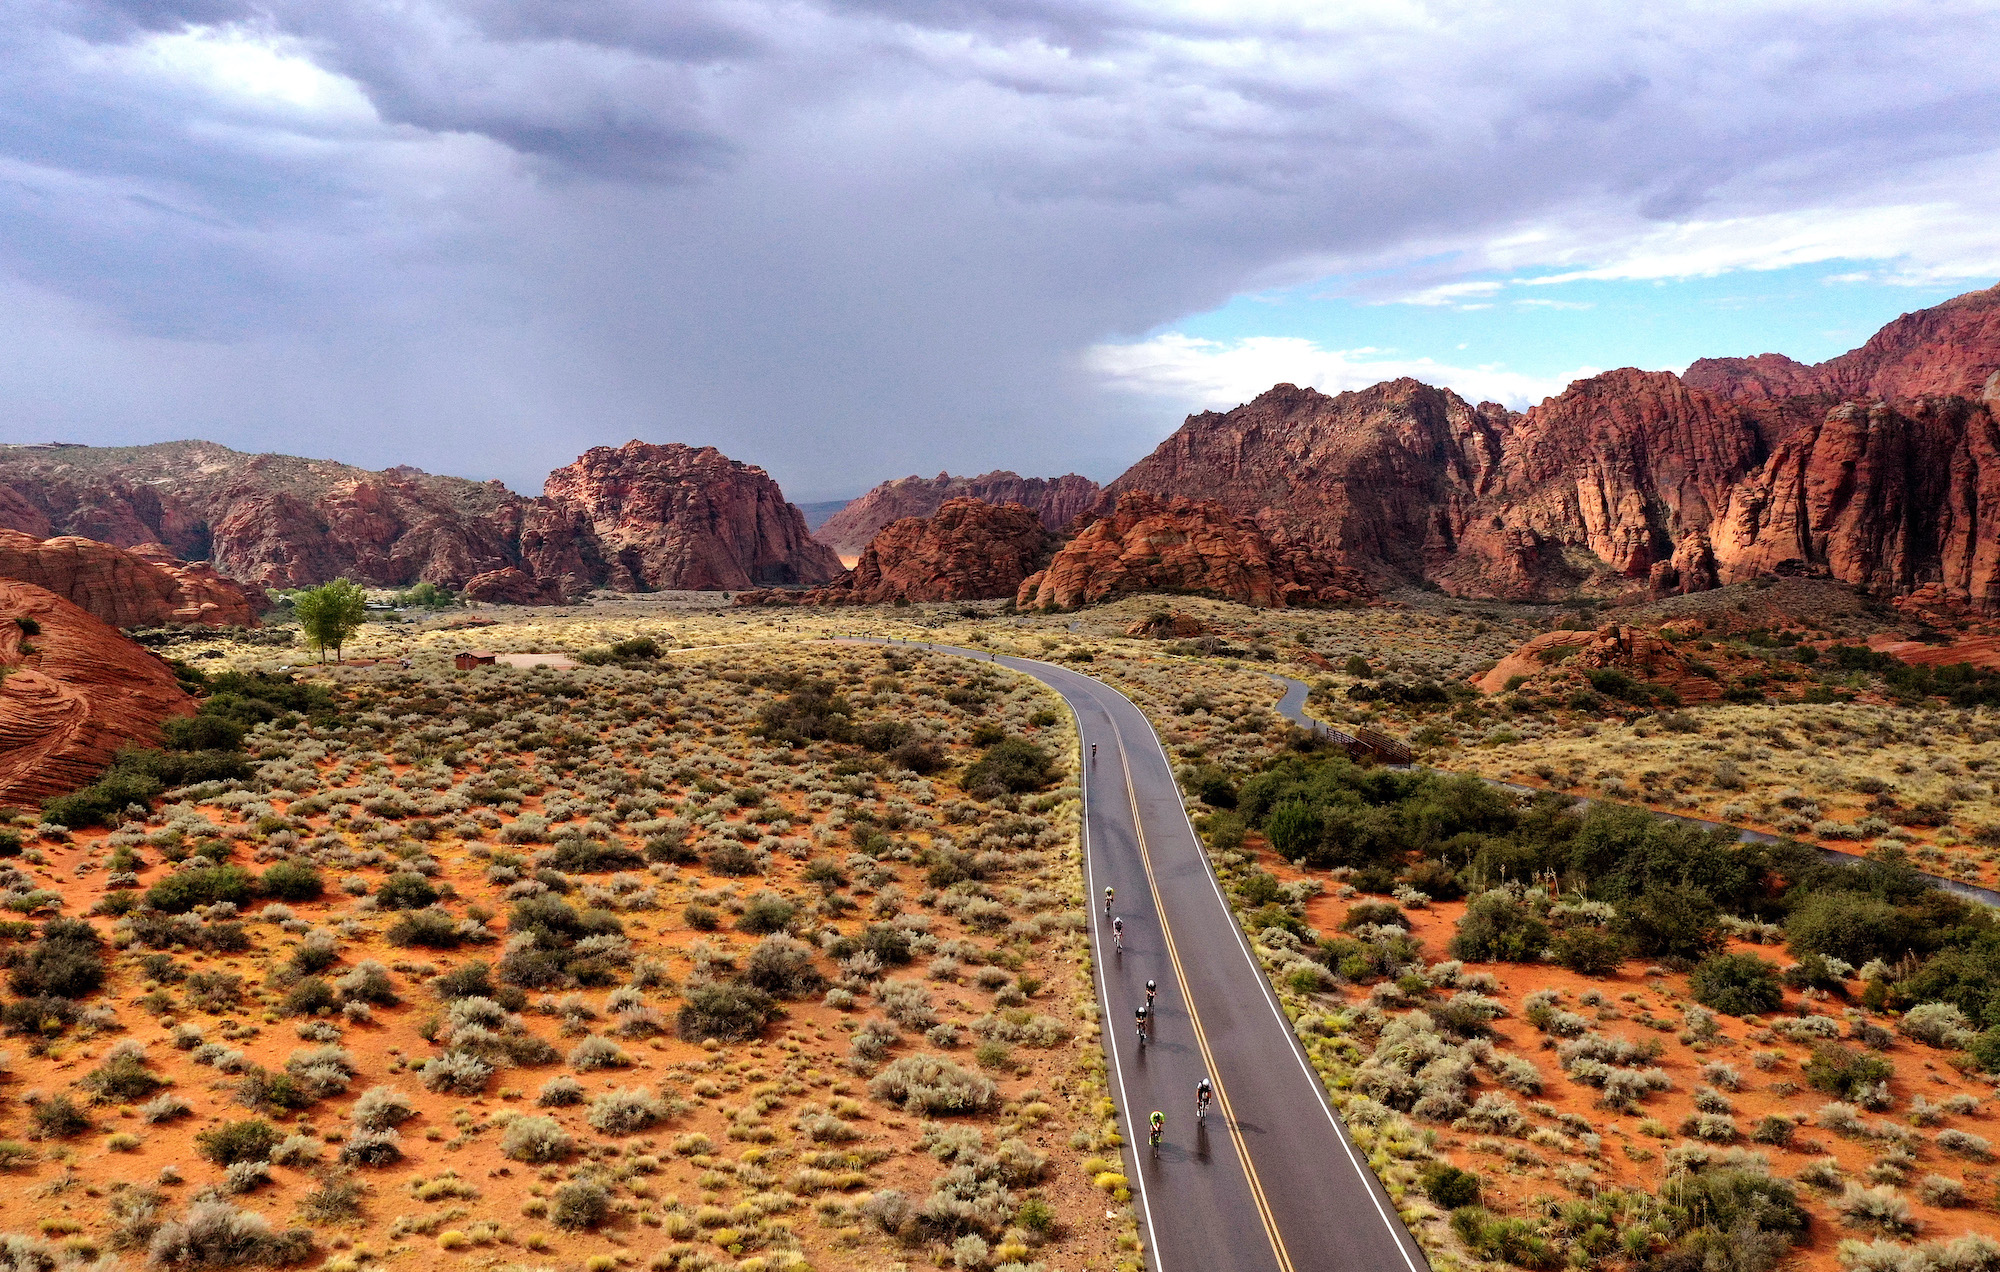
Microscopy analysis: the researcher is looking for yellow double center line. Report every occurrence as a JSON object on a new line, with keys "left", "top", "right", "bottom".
{"left": 1105, "top": 705, "right": 1300, "bottom": 1272}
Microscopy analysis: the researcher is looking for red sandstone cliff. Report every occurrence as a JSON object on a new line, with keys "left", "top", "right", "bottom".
{"left": 0, "top": 580, "right": 196, "bottom": 808}
{"left": 1106, "top": 284, "right": 2000, "bottom": 610}
{"left": 1016, "top": 491, "right": 1369, "bottom": 610}
{"left": 0, "top": 438, "right": 838, "bottom": 600}
{"left": 815, "top": 470, "right": 1101, "bottom": 557}
{"left": 741, "top": 498, "right": 1051, "bottom": 605}
{"left": 539, "top": 441, "right": 841, "bottom": 590}
{"left": 0, "top": 530, "right": 261, "bottom": 628}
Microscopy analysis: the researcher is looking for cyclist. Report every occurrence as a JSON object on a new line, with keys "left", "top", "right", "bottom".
{"left": 1112, "top": 916, "right": 1123, "bottom": 950}
{"left": 1144, "top": 979, "right": 1157, "bottom": 1013}
{"left": 1104, "top": 886, "right": 1114, "bottom": 915}
{"left": 1195, "top": 1077, "right": 1212, "bottom": 1123}
{"left": 1134, "top": 1002, "right": 1149, "bottom": 1045}
{"left": 1148, "top": 1110, "right": 1164, "bottom": 1156}
{"left": 1091, "top": 742, "right": 1098, "bottom": 763}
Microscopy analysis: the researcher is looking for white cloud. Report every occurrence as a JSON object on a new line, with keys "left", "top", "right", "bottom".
{"left": 1086, "top": 332, "right": 1595, "bottom": 413}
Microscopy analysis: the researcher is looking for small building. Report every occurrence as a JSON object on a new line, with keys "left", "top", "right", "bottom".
{"left": 454, "top": 650, "right": 498, "bottom": 670}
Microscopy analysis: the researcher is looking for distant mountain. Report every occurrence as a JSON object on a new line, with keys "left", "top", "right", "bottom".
{"left": 0, "top": 438, "right": 839, "bottom": 598}
{"left": 796, "top": 499, "right": 855, "bottom": 533}
{"left": 1106, "top": 282, "right": 2000, "bottom": 612}
{"left": 814, "top": 470, "right": 1100, "bottom": 556}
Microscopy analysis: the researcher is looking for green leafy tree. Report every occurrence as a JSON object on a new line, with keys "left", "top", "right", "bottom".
{"left": 292, "top": 579, "right": 368, "bottom": 664}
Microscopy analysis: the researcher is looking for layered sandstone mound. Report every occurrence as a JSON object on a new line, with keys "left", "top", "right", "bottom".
{"left": 1475, "top": 625, "right": 1728, "bottom": 704}
{"left": 737, "top": 498, "right": 1051, "bottom": 605}
{"left": 0, "top": 581, "right": 195, "bottom": 807}
{"left": 1015, "top": 491, "right": 1369, "bottom": 611}
{"left": 0, "top": 530, "right": 262, "bottom": 628}
{"left": 124, "top": 543, "right": 264, "bottom": 625}
{"left": 461, "top": 567, "right": 567, "bottom": 606}
{"left": 538, "top": 441, "right": 842, "bottom": 591}
{"left": 815, "top": 470, "right": 1100, "bottom": 556}
{"left": 1126, "top": 611, "right": 1207, "bottom": 639}
{"left": 1106, "top": 284, "right": 2000, "bottom": 610}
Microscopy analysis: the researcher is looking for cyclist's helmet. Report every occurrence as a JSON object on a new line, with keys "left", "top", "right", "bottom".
{"left": 1197, "top": 1078, "right": 1212, "bottom": 1094}
{"left": 1146, "top": 980, "right": 1156, "bottom": 993}
{"left": 1150, "top": 1110, "right": 1164, "bottom": 1125}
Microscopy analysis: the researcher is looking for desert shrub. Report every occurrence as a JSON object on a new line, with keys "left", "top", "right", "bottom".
{"left": 1265, "top": 802, "right": 1324, "bottom": 861}
{"left": 1805, "top": 1043, "right": 1895, "bottom": 1101}
{"left": 1751, "top": 1115, "right": 1797, "bottom": 1147}
{"left": 385, "top": 908, "right": 463, "bottom": 948}
{"left": 588, "top": 1088, "right": 670, "bottom": 1134}
{"left": 374, "top": 872, "right": 438, "bottom": 910}
{"left": 566, "top": 1036, "right": 630, "bottom": 1071}
{"left": 868, "top": 1054, "right": 998, "bottom": 1115}
{"left": 1785, "top": 892, "right": 1921, "bottom": 968}
{"left": 1449, "top": 1207, "right": 1559, "bottom": 1270}
{"left": 961, "top": 738, "right": 1056, "bottom": 795}
{"left": 736, "top": 891, "right": 797, "bottom": 935}
{"left": 705, "top": 843, "right": 762, "bottom": 876}
{"left": 538, "top": 1075, "right": 585, "bottom": 1107}
{"left": 551, "top": 1179, "right": 611, "bottom": 1231}
{"left": 349, "top": 1084, "right": 415, "bottom": 1131}
{"left": 1832, "top": 1183, "right": 1918, "bottom": 1235}
{"left": 1551, "top": 925, "right": 1627, "bottom": 975}
{"left": 197, "top": 1119, "right": 281, "bottom": 1166}
{"left": 339, "top": 1127, "right": 403, "bottom": 1166}
{"left": 144, "top": 1199, "right": 313, "bottom": 1268}
{"left": 500, "top": 1115, "right": 573, "bottom": 1162}
{"left": 543, "top": 838, "right": 643, "bottom": 874}
{"left": 1420, "top": 1162, "right": 1482, "bottom": 1209}
{"left": 282, "top": 977, "right": 337, "bottom": 1017}
{"left": 744, "top": 934, "right": 824, "bottom": 998}
{"left": 335, "top": 960, "right": 397, "bottom": 1005}
{"left": 144, "top": 865, "right": 254, "bottom": 914}
{"left": 1690, "top": 952, "right": 1785, "bottom": 1016}
{"left": 675, "top": 980, "right": 775, "bottom": 1042}
{"left": 10, "top": 918, "right": 105, "bottom": 999}
{"left": 258, "top": 862, "right": 322, "bottom": 902}
{"left": 142, "top": 1093, "right": 191, "bottom": 1124}
{"left": 419, "top": 1051, "right": 493, "bottom": 1094}
{"left": 30, "top": 1095, "right": 89, "bottom": 1139}
{"left": 1342, "top": 901, "right": 1408, "bottom": 932}
{"left": 1617, "top": 883, "right": 1725, "bottom": 960}
{"left": 497, "top": 895, "right": 626, "bottom": 989}
{"left": 267, "top": 1135, "right": 320, "bottom": 1168}
{"left": 1448, "top": 892, "right": 1549, "bottom": 963}
{"left": 1916, "top": 1174, "right": 1967, "bottom": 1207}
{"left": 1902, "top": 1002, "right": 1977, "bottom": 1049}
{"left": 1937, "top": 1128, "right": 1994, "bottom": 1160}
{"left": 84, "top": 1048, "right": 164, "bottom": 1103}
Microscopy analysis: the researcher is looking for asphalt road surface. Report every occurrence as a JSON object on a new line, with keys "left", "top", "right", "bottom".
{"left": 1267, "top": 672, "right": 2000, "bottom": 908}
{"left": 842, "top": 641, "right": 1431, "bottom": 1272}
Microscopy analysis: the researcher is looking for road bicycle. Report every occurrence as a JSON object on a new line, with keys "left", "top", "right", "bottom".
{"left": 1149, "top": 1119, "right": 1163, "bottom": 1157}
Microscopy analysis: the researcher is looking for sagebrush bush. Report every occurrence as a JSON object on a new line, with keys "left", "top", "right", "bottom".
{"left": 500, "top": 1115, "right": 573, "bottom": 1162}
{"left": 587, "top": 1088, "right": 669, "bottom": 1134}
{"left": 145, "top": 1199, "right": 312, "bottom": 1268}
{"left": 867, "top": 1054, "right": 998, "bottom": 1115}
{"left": 551, "top": 1179, "right": 611, "bottom": 1230}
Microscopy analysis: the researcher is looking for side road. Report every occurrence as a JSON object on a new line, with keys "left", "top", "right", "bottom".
{"left": 1267, "top": 673, "right": 2000, "bottom": 908}
{"left": 840, "top": 641, "right": 1433, "bottom": 1272}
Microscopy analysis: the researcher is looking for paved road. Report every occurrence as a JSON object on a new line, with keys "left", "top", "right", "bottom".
{"left": 1268, "top": 673, "right": 2000, "bottom": 908}
{"left": 844, "top": 641, "right": 1431, "bottom": 1272}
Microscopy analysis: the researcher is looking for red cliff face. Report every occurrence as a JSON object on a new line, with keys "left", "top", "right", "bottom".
{"left": 0, "top": 530, "right": 260, "bottom": 628}
{"left": 744, "top": 498, "right": 1051, "bottom": 606}
{"left": 1106, "top": 284, "right": 2000, "bottom": 610}
{"left": 540, "top": 441, "right": 841, "bottom": 590}
{"left": 0, "top": 580, "right": 196, "bottom": 808}
{"left": 0, "top": 438, "right": 839, "bottom": 601}
{"left": 1016, "top": 491, "right": 1370, "bottom": 610}
{"left": 815, "top": 470, "right": 1101, "bottom": 556}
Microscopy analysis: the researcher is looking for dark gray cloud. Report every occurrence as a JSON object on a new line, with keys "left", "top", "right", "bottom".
{"left": 1, "top": 1, "right": 1998, "bottom": 500}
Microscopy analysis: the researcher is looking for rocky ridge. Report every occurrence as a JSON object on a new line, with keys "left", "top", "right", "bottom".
{"left": 1015, "top": 491, "right": 1371, "bottom": 610}
{"left": 0, "top": 530, "right": 261, "bottom": 628}
{"left": 0, "top": 438, "right": 838, "bottom": 600}
{"left": 1107, "top": 282, "right": 2000, "bottom": 611}
{"left": 738, "top": 498, "right": 1051, "bottom": 606}
{"left": 0, "top": 580, "right": 195, "bottom": 807}
{"left": 814, "top": 470, "right": 1100, "bottom": 557}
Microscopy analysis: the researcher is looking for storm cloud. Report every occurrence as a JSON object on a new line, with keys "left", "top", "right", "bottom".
{"left": 3, "top": 0, "right": 1998, "bottom": 498}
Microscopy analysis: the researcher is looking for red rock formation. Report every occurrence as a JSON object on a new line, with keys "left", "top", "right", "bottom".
{"left": 540, "top": 441, "right": 841, "bottom": 591}
{"left": 742, "top": 498, "right": 1050, "bottom": 605}
{"left": 1107, "top": 284, "right": 2000, "bottom": 610}
{"left": 1474, "top": 625, "right": 1724, "bottom": 704}
{"left": 0, "top": 580, "right": 196, "bottom": 808}
{"left": 1125, "top": 611, "right": 1208, "bottom": 638}
{"left": 0, "top": 530, "right": 261, "bottom": 628}
{"left": 1016, "top": 491, "right": 1370, "bottom": 610}
{"left": 0, "top": 437, "right": 839, "bottom": 601}
{"left": 461, "top": 567, "right": 565, "bottom": 606}
{"left": 815, "top": 471, "right": 1101, "bottom": 556}
{"left": 124, "top": 544, "right": 264, "bottom": 625}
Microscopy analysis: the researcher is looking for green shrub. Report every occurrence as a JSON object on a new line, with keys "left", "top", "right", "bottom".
{"left": 499, "top": 1115, "right": 573, "bottom": 1163}
{"left": 1420, "top": 1162, "right": 1482, "bottom": 1209}
{"left": 1617, "top": 884, "right": 1724, "bottom": 961}
{"left": 30, "top": 1095, "right": 89, "bottom": 1139}
{"left": 375, "top": 873, "right": 438, "bottom": 910}
{"left": 1551, "top": 926, "right": 1627, "bottom": 976}
{"left": 9, "top": 918, "right": 105, "bottom": 999}
{"left": 736, "top": 892, "right": 797, "bottom": 935}
{"left": 961, "top": 738, "right": 1057, "bottom": 795}
{"left": 1690, "top": 953, "right": 1784, "bottom": 1016}
{"left": 1805, "top": 1042, "right": 1894, "bottom": 1100}
{"left": 675, "top": 980, "right": 775, "bottom": 1042}
{"left": 258, "top": 861, "right": 323, "bottom": 902}
{"left": 1448, "top": 893, "right": 1550, "bottom": 963}
{"left": 196, "top": 1119, "right": 282, "bottom": 1166}
{"left": 385, "top": 908, "right": 463, "bottom": 948}
{"left": 283, "top": 977, "right": 338, "bottom": 1016}
{"left": 866, "top": 1054, "right": 998, "bottom": 1114}
{"left": 144, "top": 865, "right": 254, "bottom": 914}
{"left": 551, "top": 1179, "right": 611, "bottom": 1230}
{"left": 1265, "top": 802, "right": 1324, "bottom": 861}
